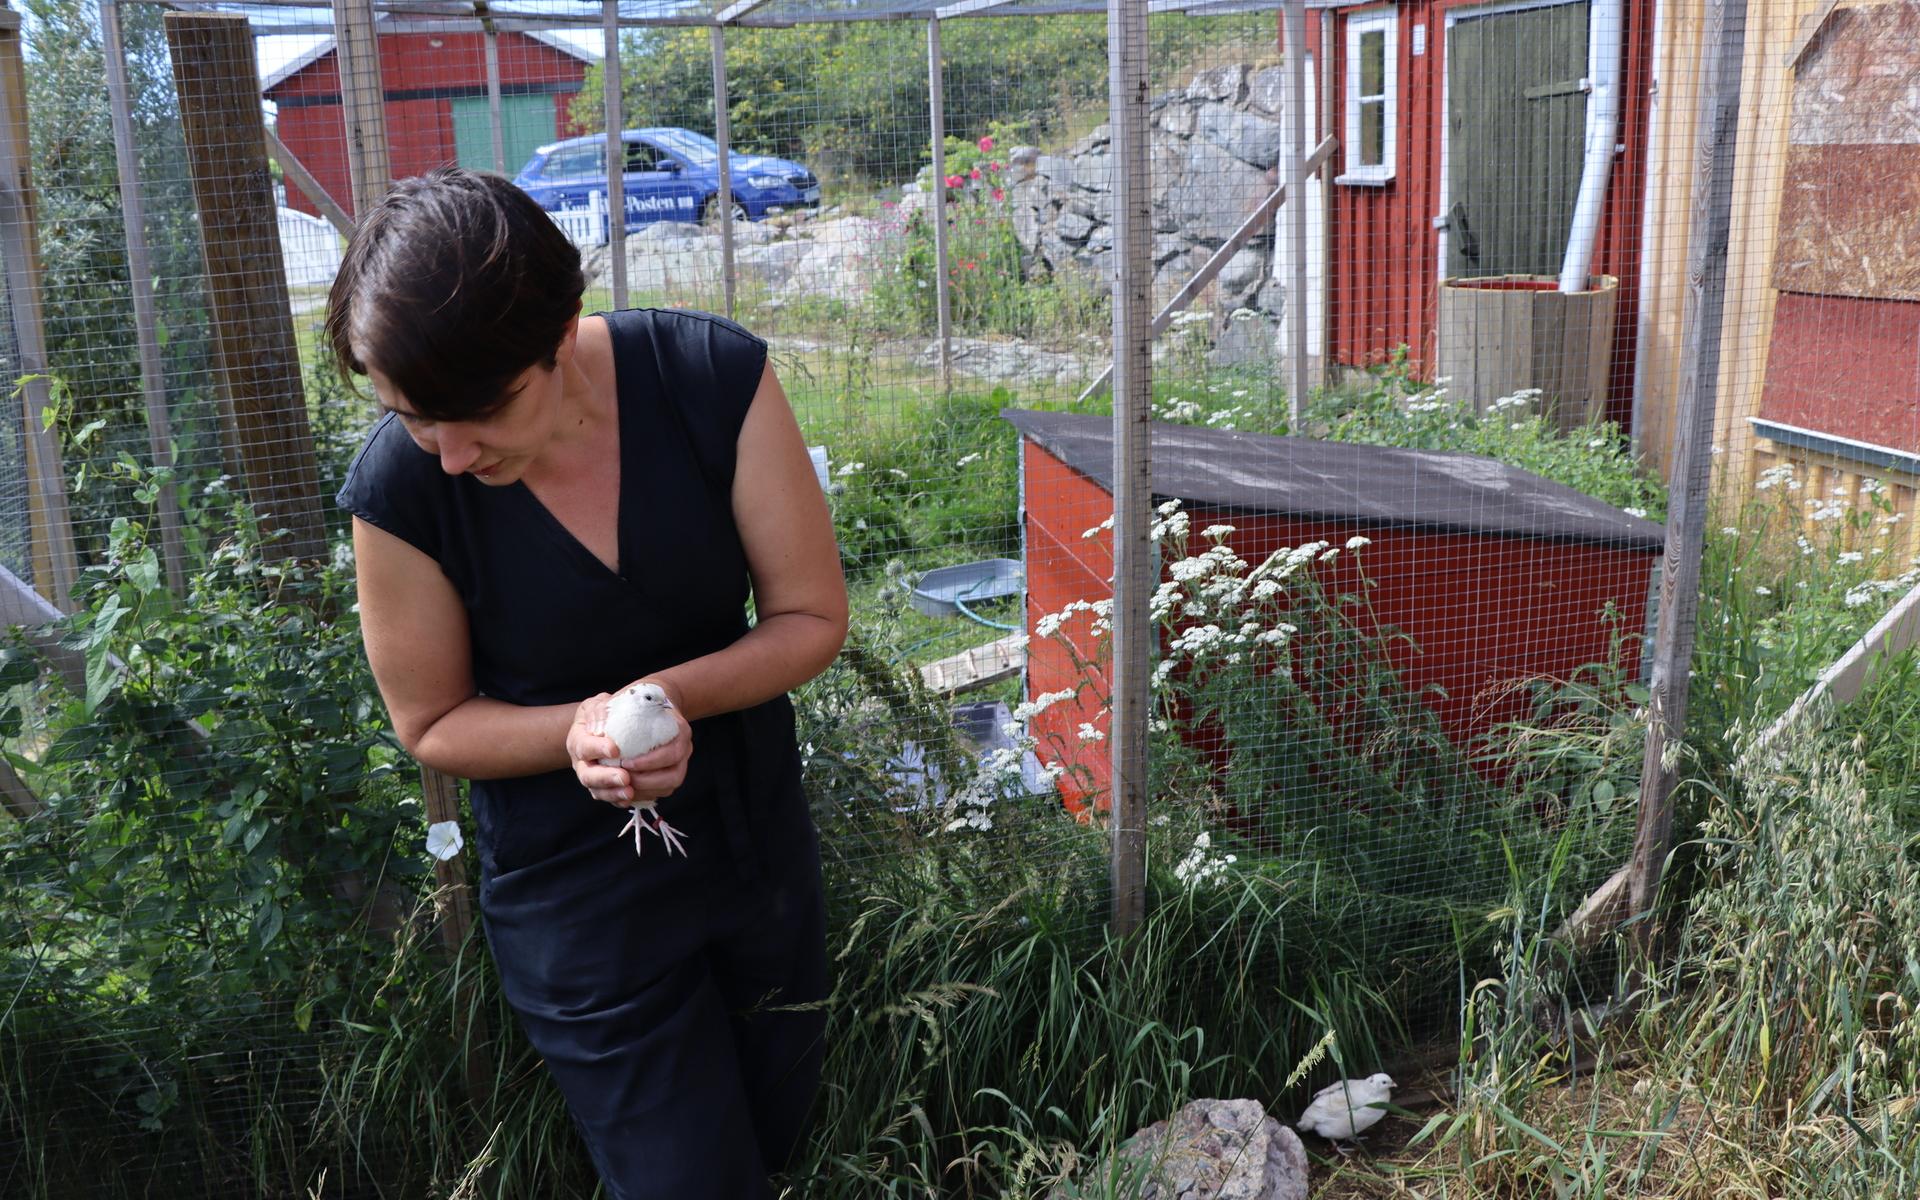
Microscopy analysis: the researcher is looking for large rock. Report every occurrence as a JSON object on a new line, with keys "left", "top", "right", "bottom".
{"left": 1155, "top": 234, "right": 1193, "bottom": 266}
{"left": 1087, "top": 223, "right": 1113, "bottom": 253}
{"left": 1159, "top": 99, "right": 1199, "bottom": 138}
{"left": 1007, "top": 145, "right": 1040, "bottom": 182}
{"left": 1220, "top": 246, "right": 1266, "bottom": 299}
{"left": 1246, "top": 66, "right": 1288, "bottom": 116}
{"left": 1056, "top": 210, "right": 1095, "bottom": 244}
{"left": 920, "top": 336, "right": 1099, "bottom": 389}
{"left": 1052, "top": 1098, "right": 1308, "bottom": 1200}
{"left": 1198, "top": 103, "right": 1283, "bottom": 171}
{"left": 1187, "top": 64, "right": 1248, "bottom": 105}
{"left": 783, "top": 217, "right": 887, "bottom": 299}
{"left": 1070, "top": 123, "right": 1112, "bottom": 156}
{"left": 1255, "top": 278, "right": 1286, "bottom": 317}
{"left": 1162, "top": 140, "right": 1268, "bottom": 243}
{"left": 1073, "top": 153, "right": 1113, "bottom": 192}
{"left": 1036, "top": 154, "right": 1074, "bottom": 183}
{"left": 734, "top": 238, "right": 811, "bottom": 291}
{"left": 1211, "top": 314, "right": 1280, "bottom": 368}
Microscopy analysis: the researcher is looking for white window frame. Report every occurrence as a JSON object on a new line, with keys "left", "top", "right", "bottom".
{"left": 1337, "top": 8, "right": 1398, "bottom": 186}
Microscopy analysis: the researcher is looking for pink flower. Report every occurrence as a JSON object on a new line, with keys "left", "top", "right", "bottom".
{"left": 969, "top": 167, "right": 982, "bottom": 181}
{"left": 991, "top": 187, "right": 1005, "bottom": 201}
{"left": 978, "top": 135, "right": 995, "bottom": 152}
{"left": 944, "top": 174, "right": 964, "bottom": 188}
{"left": 882, "top": 200, "right": 897, "bottom": 209}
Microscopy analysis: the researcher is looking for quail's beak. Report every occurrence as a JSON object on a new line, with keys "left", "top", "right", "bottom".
{"left": 659, "top": 698, "right": 674, "bottom": 709}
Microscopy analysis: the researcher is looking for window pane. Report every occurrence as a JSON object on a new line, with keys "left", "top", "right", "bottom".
{"left": 1361, "top": 99, "right": 1384, "bottom": 167}
{"left": 1360, "top": 29, "right": 1385, "bottom": 98}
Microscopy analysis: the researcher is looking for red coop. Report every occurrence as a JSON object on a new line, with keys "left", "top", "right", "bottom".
{"left": 264, "top": 27, "right": 597, "bottom": 220}
{"left": 1005, "top": 409, "right": 1662, "bottom": 813}
{"left": 1303, "top": 1, "right": 1657, "bottom": 425}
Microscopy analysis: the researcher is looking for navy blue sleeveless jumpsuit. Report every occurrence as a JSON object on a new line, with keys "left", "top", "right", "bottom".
{"left": 336, "top": 308, "right": 829, "bottom": 1198}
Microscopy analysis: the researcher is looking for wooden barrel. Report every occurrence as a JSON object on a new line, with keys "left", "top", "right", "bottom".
{"left": 1435, "top": 274, "right": 1619, "bottom": 433}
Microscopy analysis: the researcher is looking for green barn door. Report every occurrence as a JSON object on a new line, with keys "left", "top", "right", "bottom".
{"left": 453, "top": 93, "right": 559, "bottom": 176}
{"left": 1445, "top": 2, "right": 1589, "bottom": 278}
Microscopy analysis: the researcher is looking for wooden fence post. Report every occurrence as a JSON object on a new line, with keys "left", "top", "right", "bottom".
{"left": 164, "top": 12, "right": 327, "bottom": 565}
{"left": 1626, "top": 0, "right": 1749, "bottom": 947}
{"left": 1106, "top": 0, "right": 1153, "bottom": 941}
{"left": 328, "top": 0, "right": 489, "bottom": 1096}
{"left": 100, "top": 0, "right": 189, "bottom": 597}
{"left": 0, "top": 9, "right": 79, "bottom": 612}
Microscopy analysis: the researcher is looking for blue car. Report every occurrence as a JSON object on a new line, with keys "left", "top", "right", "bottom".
{"left": 514, "top": 127, "right": 819, "bottom": 238}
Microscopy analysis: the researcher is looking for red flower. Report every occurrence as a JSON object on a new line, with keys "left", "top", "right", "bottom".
{"left": 991, "top": 187, "right": 1005, "bottom": 201}
{"left": 978, "top": 135, "right": 995, "bottom": 152}
{"left": 944, "top": 174, "right": 964, "bottom": 188}
{"left": 969, "top": 166, "right": 982, "bottom": 181}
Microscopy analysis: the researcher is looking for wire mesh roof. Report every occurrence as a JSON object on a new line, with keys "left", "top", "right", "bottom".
{"left": 150, "top": 0, "right": 1291, "bottom": 32}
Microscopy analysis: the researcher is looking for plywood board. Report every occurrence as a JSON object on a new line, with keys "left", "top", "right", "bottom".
{"left": 1789, "top": 1, "right": 1920, "bottom": 146}
{"left": 1772, "top": 143, "right": 1920, "bottom": 300}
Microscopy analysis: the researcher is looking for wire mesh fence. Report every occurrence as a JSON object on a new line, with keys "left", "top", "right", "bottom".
{"left": 3, "top": 0, "right": 1919, "bottom": 1195}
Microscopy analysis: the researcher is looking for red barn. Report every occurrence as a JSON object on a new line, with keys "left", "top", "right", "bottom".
{"left": 1005, "top": 409, "right": 1662, "bottom": 813}
{"left": 264, "top": 27, "right": 597, "bottom": 219}
{"left": 1302, "top": 1, "right": 1657, "bottom": 425}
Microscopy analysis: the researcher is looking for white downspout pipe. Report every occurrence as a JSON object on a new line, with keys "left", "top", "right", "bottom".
{"left": 1559, "top": 0, "right": 1626, "bottom": 293}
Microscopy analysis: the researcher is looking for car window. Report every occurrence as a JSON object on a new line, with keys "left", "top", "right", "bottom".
{"left": 623, "top": 142, "right": 660, "bottom": 172}
{"left": 543, "top": 144, "right": 604, "bottom": 179}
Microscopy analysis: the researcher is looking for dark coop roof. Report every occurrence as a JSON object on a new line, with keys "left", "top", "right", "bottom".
{"left": 1003, "top": 409, "right": 1664, "bottom": 552}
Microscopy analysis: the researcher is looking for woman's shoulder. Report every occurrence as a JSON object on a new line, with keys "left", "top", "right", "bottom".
{"left": 602, "top": 305, "right": 767, "bottom": 356}
{"left": 335, "top": 411, "right": 457, "bottom": 559}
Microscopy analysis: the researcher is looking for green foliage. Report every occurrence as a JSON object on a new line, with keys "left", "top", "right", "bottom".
{"left": 1299, "top": 349, "right": 1668, "bottom": 520}
{"left": 22, "top": 0, "right": 217, "bottom": 565}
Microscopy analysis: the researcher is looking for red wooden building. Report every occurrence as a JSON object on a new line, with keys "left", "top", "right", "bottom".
{"left": 1006, "top": 409, "right": 1662, "bottom": 813}
{"left": 1303, "top": 1, "right": 1657, "bottom": 425}
{"left": 264, "top": 28, "right": 596, "bottom": 220}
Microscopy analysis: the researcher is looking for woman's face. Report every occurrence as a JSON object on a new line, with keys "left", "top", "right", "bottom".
{"left": 363, "top": 323, "right": 577, "bottom": 485}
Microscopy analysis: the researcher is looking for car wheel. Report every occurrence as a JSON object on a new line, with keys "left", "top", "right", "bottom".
{"left": 703, "top": 194, "right": 750, "bottom": 226}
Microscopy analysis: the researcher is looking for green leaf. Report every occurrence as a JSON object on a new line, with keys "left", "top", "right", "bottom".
{"left": 252, "top": 900, "right": 284, "bottom": 950}
{"left": 126, "top": 549, "right": 161, "bottom": 596}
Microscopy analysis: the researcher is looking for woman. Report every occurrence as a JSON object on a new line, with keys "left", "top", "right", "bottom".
{"left": 330, "top": 168, "right": 846, "bottom": 1197}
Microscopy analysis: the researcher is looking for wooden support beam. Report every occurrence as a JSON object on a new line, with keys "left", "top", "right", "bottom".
{"left": 1077, "top": 136, "right": 1336, "bottom": 404}
{"left": 265, "top": 127, "right": 354, "bottom": 238}
{"left": 333, "top": 0, "right": 394, "bottom": 219}
{"left": 1626, "top": 0, "right": 1748, "bottom": 949}
{"left": 166, "top": 12, "right": 328, "bottom": 565}
{"left": 1783, "top": 0, "right": 1840, "bottom": 69}
{"left": 0, "top": 754, "right": 42, "bottom": 820}
{"left": 920, "top": 634, "right": 1026, "bottom": 696}
{"left": 101, "top": 0, "right": 189, "bottom": 598}
{"left": 0, "top": 9, "right": 80, "bottom": 611}
{"left": 421, "top": 767, "right": 491, "bottom": 1102}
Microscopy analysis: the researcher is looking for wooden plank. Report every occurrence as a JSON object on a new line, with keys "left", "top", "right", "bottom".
{"left": 919, "top": 634, "right": 1026, "bottom": 696}
{"left": 1077, "top": 138, "right": 1336, "bottom": 404}
{"left": 100, "top": 0, "right": 189, "bottom": 597}
{"left": 165, "top": 13, "right": 328, "bottom": 565}
{"left": 1787, "top": 2, "right": 1920, "bottom": 143}
{"left": 332, "top": 0, "right": 393, "bottom": 219}
{"left": 1782, "top": 0, "right": 1841, "bottom": 68}
{"left": 602, "top": 0, "right": 627, "bottom": 308}
{"left": 0, "top": 10, "right": 79, "bottom": 611}
{"left": 1108, "top": 0, "right": 1152, "bottom": 941}
{"left": 1626, "top": 0, "right": 1749, "bottom": 943}
{"left": 0, "top": 755, "right": 40, "bottom": 820}
{"left": 265, "top": 127, "right": 354, "bottom": 238}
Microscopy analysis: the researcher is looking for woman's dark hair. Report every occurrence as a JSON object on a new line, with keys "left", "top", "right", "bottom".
{"left": 326, "top": 167, "right": 587, "bottom": 421}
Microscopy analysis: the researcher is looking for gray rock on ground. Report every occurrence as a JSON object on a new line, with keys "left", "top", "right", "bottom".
{"left": 1052, "top": 1098, "right": 1309, "bottom": 1200}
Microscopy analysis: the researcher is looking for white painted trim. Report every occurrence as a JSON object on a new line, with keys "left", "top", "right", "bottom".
{"left": 1340, "top": 7, "right": 1397, "bottom": 184}
{"left": 1434, "top": 0, "right": 1591, "bottom": 280}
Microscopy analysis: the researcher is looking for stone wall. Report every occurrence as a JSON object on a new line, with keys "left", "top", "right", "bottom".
{"left": 1003, "top": 62, "right": 1290, "bottom": 361}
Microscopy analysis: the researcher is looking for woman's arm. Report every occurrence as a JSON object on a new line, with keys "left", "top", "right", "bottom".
{"left": 637, "top": 359, "right": 849, "bottom": 722}
{"left": 352, "top": 516, "right": 606, "bottom": 781}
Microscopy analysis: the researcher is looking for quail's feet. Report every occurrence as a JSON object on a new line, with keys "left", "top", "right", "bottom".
{"left": 615, "top": 800, "right": 691, "bottom": 860}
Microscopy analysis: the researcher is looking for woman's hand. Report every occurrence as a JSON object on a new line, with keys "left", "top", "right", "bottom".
{"left": 566, "top": 688, "right": 695, "bottom": 806}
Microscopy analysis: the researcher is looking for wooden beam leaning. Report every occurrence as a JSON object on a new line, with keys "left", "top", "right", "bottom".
{"left": 0, "top": 9, "right": 80, "bottom": 611}
{"left": 100, "top": 0, "right": 189, "bottom": 597}
{"left": 1076, "top": 136, "right": 1335, "bottom": 404}
{"left": 264, "top": 128, "right": 355, "bottom": 238}
{"left": 165, "top": 12, "right": 328, "bottom": 565}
